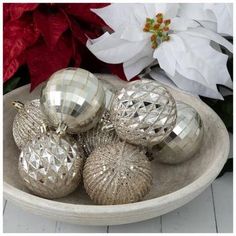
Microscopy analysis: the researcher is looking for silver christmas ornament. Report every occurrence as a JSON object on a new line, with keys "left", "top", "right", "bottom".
{"left": 83, "top": 142, "right": 152, "bottom": 205}
{"left": 18, "top": 126, "right": 84, "bottom": 199}
{"left": 110, "top": 79, "right": 177, "bottom": 147}
{"left": 78, "top": 110, "right": 119, "bottom": 157}
{"left": 149, "top": 102, "right": 204, "bottom": 164}
{"left": 40, "top": 68, "right": 106, "bottom": 133}
{"left": 12, "top": 99, "right": 48, "bottom": 149}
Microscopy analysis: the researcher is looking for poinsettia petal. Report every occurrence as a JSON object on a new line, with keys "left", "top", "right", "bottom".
{"left": 153, "top": 34, "right": 186, "bottom": 76}
{"left": 178, "top": 3, "right": 216, "bottom": 21}
{"left": 3, "top": 17, "right": 40, "bottom": 82}
{"left": 157, "top": 3, "right": 180, "bottom": 19}
{"left": 65, "top": 3, "right": 109, "bottom": 27}
{"left": 65, "top": 15, "right": 88, "bottom": 44}
{"left": 178, "top": 32, "right": 230, "bottom": 83}
{"left": 9, "top": 3, "right": 38, "bottom": 20}
{"left": 120, "top": 13, "right": 149, "bottom": 42}
{"left": 123, "top": 42, "right": 154, "bottom": 79}
{"left": 152, "top": 29, "right": 232, "bottom": 100}
{"left": 3, "top": 59, "right": 20, "bottom": 83}
{"left": 91, "top": 4, "right": 135, "bottom": 31}
{"left": 148, "top": 68, "right": 180, "bottom": 90}
{"left": 170, "top": 17, "right": 199, "bottom": 31}
{"left": 179, "top": 3, "right": 233, "bottom": 36}
{"left": 34, "top": 9, "right": 68, "bottom": 49}
{"left": 87, "top": 31, "right": 148, "bottom": 64}
{"left": 172, "top": 69, "right": 224, "bottom": 99}
{"left": 150, "top": 67, "right": 223, "bottom": 99}
{"left": 3, "top": 3, "right": 11, "bottom": 23}
{"left": 124, "top": 56, "right": 154, "bottom": 80}
{"left": 4, "top": 51, "right": 26, "bottom": 82}
{"left": 107, "top": 64, "right": 128, "bottom": 81}
{"left": 26, "top": 37, "right": 72, "bottom": 90}
{"left": 204, "top": 3, "right": 233, "bottom": 35}
{"left": 196, "top": 20, "right": 217, "bottom": 32}
{"left": 153, "top": 44, "right": 176, "bottom": 77}
{"left": 186, "top": 27, "right": 233, "bottom": 52}
{"left": 143, "top": 3, "right": 179, "bottom": 19}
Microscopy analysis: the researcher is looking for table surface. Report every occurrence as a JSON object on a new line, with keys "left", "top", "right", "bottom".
{"left": 3, "top": 133, "right": 233, "bottom": 233}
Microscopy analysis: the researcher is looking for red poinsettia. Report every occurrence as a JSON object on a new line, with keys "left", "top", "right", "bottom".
{"left": 3, "top": 3, "right": 128, "bottom": 90}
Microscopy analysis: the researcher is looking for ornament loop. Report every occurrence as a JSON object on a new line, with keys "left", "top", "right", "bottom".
{"left": 12, "top": 101, "right": 24, "bottom": 110}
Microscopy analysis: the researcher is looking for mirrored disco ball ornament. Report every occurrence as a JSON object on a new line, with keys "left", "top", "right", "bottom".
{"left": 12, "top": 99, "right": 48, "bottom": 149}
{"left": 83, "top": 142, "right": 152, "bottom": 205}
{"left": 78, "top": 110, "right": 119, "bottom": 157}
{"left": 40, "top": 68, "right": 106, "bottom": 133}
{"left": 18, "top": 125, "right": 84, "bottom": 199}
{"left": 149, "top": 102, "right": 204, "bottom": 164}
{"left": 110, "top": 79, "right": 177, "bottom": 147}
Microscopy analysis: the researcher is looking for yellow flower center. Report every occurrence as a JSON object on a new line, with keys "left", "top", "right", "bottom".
{"left": 143, "top": 13, "right": 171, "bottom": 49}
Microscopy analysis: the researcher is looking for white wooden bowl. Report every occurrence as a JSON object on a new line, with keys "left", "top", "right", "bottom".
{"left": 3, "top": 74, "right": 229, "bottom": 225}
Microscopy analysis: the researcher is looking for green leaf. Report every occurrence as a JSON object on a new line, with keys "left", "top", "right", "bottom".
{"left": 201, "top": 95, "right": 233, "bottom": 132}
{"left": 3, "top": 77, "right": 21, "bottom": 95}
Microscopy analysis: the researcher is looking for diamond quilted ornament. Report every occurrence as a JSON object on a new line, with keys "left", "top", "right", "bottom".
{"left": 18, "top": 129, "right": 84, "bottom": 199}
{"left": 110, "top": 79, "right": 177, "bottom": 147}
{"left": 12, "top": 99, "right": 48, "bottom": 149}
{"left": 78, "top": 110, "right": 119, "bottom": 157}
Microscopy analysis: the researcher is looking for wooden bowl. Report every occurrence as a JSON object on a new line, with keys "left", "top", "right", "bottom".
{"left": 3, "top": 75, "right": 229, "bottom": 225}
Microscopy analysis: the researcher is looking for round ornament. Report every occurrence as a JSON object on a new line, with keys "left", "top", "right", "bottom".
{"left": 12, "top": 99, "right": 48, "bottom": 149}
{"left": 78, "top": 110, "right": 119, "bottom": 157}
{"left": 18, "top": 126, "right": 84, "bottom": 199}
{"left": 40, "top": 68, "right": 106, "bottom": 133}
{"left": 83, "top": 142, "right": 152, "bottom": 205}
{"left": 149, "top": 102, "right": 204, "bottom": 164}
{"left": 110, "top": 79, "right": 177, "bottom": 147}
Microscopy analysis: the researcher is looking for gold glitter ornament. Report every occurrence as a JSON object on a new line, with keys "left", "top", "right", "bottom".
{"left": 18, "top": 125, "right": 84, "bottom": 199}
{"left": 83, "top": 142, "right": 152, "bottom": 205}
{"left": 78, "top": 110, "right": 119, "bottom": 157}
{"left": 12, "top": 99, "right": 48, "bottom": 149}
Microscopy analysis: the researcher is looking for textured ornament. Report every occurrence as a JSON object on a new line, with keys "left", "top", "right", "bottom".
{"left": 83, "top": 142, "right": 152, "bottom": 205}
{"left": 18, "top": 127, "right": 84, "bottom": 199}
{"left": 12, "top": 99, "right": 48, "bottom": 149}
{"left": 78, "top": 110, "right": 119, "bottom": 157}
{"left": 40, "top": 68, "right": 106, "bottom": 133}
{"left": 149, "top": 102, "right": 204, "bottom": 164}
{"left": 110, "top": 79, "right": 177, "bottom": 147}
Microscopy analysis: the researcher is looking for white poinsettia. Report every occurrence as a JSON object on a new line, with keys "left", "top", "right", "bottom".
{"left": 86, "top": 3, "right": 233, "bottom": 99}
{"left": 178, "top": 3, "right": 233, "bottom": 36}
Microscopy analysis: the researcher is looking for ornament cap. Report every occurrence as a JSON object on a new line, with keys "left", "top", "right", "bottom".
{"left": 12, "top": 101, "right": 24, "bottom": 110}
{"left": 40, "top": 123, "right": 49, "bottom": 134}
{"left": 56, "top": 122, "right": 68, "bottom": 137}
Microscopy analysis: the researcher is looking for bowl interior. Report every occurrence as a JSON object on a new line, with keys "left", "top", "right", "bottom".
{"left": 3, "top": 75, "right": 221, "bottom": 205}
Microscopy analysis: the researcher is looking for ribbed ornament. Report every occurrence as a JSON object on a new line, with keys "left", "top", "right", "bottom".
{"left": 12, "top": 99, "right": 48, "bottom": 149}
{"left": 78, "top": 110, "right": 119, "bottom": 157}
{"left": 40, "top": 68, "right": 105, "bottom": 133}
{"left": 110, "top": 79, "right": 177, "bottom": 147}
{"left": 149, "top": 102, "right": 204, "bottom": 164}
{"left": 18, "top": 130, "right": 84, "bottom": 199}
{"left": 83, "top": 142, "right": 152, "bottom": 205}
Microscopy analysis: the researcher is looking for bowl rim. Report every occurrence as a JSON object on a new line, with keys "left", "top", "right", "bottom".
{"left": 3, "top": 82, "right": 230, "bottom": 216}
